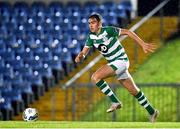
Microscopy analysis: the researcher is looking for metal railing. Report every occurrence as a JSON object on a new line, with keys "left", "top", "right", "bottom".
{"left": 64, "top": 83, "right": 180, "bottom": 122}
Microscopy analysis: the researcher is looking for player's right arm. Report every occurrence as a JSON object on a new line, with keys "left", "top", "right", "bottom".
{"left": 75, "top": 34, "right": 93, "bottom": 63}
{"left": 75, "top": 46, "right": 90, "bottom": 63}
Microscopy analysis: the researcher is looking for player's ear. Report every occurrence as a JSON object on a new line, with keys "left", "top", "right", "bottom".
{"left": 98, "top": 21, "right": 102, "bottom": 28}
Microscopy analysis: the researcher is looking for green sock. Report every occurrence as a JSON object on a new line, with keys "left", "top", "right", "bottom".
{"left": 135, "top": 91, "right": 155, "bottom": 115}
{"left": 96, "top": 80, "right": 120, "bottom": 103}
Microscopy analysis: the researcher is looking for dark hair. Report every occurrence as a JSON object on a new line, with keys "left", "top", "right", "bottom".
{"left": 88, "top": 13, "right": 102, "bottom": 22}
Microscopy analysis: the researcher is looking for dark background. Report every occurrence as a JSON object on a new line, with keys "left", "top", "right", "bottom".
{"left": 138, "top": 0, "right": 179, "bottom": 16}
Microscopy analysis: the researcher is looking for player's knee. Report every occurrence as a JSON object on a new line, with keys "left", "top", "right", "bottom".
{"left": 91, "top": 73, "right": 101, "bottom": 84}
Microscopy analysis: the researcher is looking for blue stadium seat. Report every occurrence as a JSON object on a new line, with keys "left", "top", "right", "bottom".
{"left": 42, "top": 19, "right": 53, "bottom": 31}
{"left": 0, "top": 74, "right": 3, "bottom": 86}
{"left": 0, "top": 15, "right": 9, "bottom": 24}
{"left": 0, "top": 60, "right": 5, "bottom": 68}
{"left": 15, "top": 14, "right": 27, "bottom": 24}
{"left": 6, "top": 59, "right": 24, "bottom": 70}
{"left": 68, "top": 39, "right": 81, "bottom": 56}
{"left": 16, "top": 50, "right": 34, "bottom": 62}
{"left": 5, "top": 22, "right": 17, "bottom": 32}
{"left": 33, "top": 65, "right": 53, "bottom": 78}
{"left": 0, "top": 97, "right": 14, "bottom": 120}
{"left": 78, "top": 38, "right": 86, "bottom": 49}
{"left": 60, "top": 47, "right": 74, "bottom": 75}
{"left": 13, "top": 2, "right": 28, "bottom": 24}
{"left": 8, "top": 15, "right": 18, "bottom": 25}
{"left": 66, "top": 1, "right": 81, "bottom": 10}
{"left": 62, "top": 6, "right": 74, "bottom": 16}
{"left": 49, "top": 38, "right": 62, "bottom": 54}
{"left": 4, "top": 36, "right": 16, "bottom": 48}
{"left": 7, "top": 38, "right": 25, "bottom": 53}
{"left": 117, "top": 1, "right": 131, "bottom": 24}
{"left": 84, "top": 1, "right": 98, "bottom": 14}
{"left": 43, "top": 56, "right": 64, "bottom": 83}
{"left": 48, "top": 1, "right": 63, "bottom": 15}
{"left": 51, "top": 14, "right": 63, "bottom": 24}
{"left": 15, "top": 66, "right": 33, "bottom": 77}
{"left": 3, "top": 74, "right": 23, "bottom": 86}
{"left": 23, "top": 18, "right": 35, "bottom": 31}
{"left": 13, "top": 29, "right": 26, "bottom": 39}
{"left": 115, "top": 7, "right": 127, "bottom": 19}
{"left": 0, "top": 42, "right": 6, "bottom": 53}
{"left": 22, "top": 69, "right": 43, "bottom": 86}
{"left": 2, "top": 90, "right": 24, "bottom": 115}
{"left": 0, "top": 66, "right": 14, "bottom": 78}
{"left": 104, "top": 15, "right": 118, "bottom": 25}
{"left": 96, "top": 5, "right": 108, "bottom": 17}
{"left": 12, "top": 81, "right": 32, "bottom": 95}
{"left": 0, "top": 82, "right": 12, "bottom": 93}
{"left": 31, "top": 2, "right": 46, "bottom": 16}
{"left": 0, "top": 82, "right": 20, "bottom": 116}
{"left": 113, "top": 5, "right": 128, "bottom": 27}
{"left": 24, "top": 58, "right": 43, "bottom": 69}
{"left": 34, "top": 51, "right": 53, "bottom": 62}
{"left": 48, "top": 29, "right": 62, "bottom": 39}
{"left": 33, "top": 65, "right": 54, "bottom": 91}
{"left": 78, "top": 18, "right": 88, "bottom": 30}
{"left": 0, "top": 51, "right": 15, "bottom": 62}
{"left": 0, "top": 20, "right": 6, "bottom": 30}
{"left": 32, "top": 15, "right": 44, "bottom": 24}
{"left": 59, "top": 34, "right": 71, "bottom": 48}
{"left": 119, "top": 1, "right": 132, "bottom": 13}
{"left": 68, "top": 15, "right": 81, "bottom": 25}
{"left": 41, "top": 36, "right": 53, "bottom": 48}
{"left": 13, "top": 2, "right": 29, "bottom": 14}
{"left": 12, "top": 81, "right": 34, "bottom": 107}
{"left": 67, "top": 26, "right": 80, "bottom": 38}
{"left": 23, "top": 71, "right": 45, "bottom": 100}
{"left": 30, "top": 29, "right": 44, "bottom": 39}
{"left": 79, "top": 8, "right": 90, "bottom": 19}
{"left": 24, "top": 38, "right": 44, "bottom": 53}
{"left": 0, "top": 2, "right": 11, "bottom": 19}
{"left": 66, "top": 2, "right": 81, "bottom": 16}
{"left": 60, "top": 20, "right": 72, "bottom": 31}
{"left": 102, "top": 1, "right": 116, "bottom": 12}
{"left": 0, "top": 27, "right": 7, "bottom": 38}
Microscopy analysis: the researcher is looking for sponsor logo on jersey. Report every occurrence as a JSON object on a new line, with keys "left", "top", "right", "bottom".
{"left": 98, "top": 44, "right": 108, "bottom": 53}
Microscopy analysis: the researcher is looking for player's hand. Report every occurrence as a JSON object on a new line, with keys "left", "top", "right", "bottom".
{"left": 75, "top": 52, "right": 85, "bottom": 63}
{"left": 141, "top": 42, "right": 157, "bottom": 53}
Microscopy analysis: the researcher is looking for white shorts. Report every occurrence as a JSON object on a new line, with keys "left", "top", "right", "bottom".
{"left": 108, "top": 59, "right": 130, "bottom": 80}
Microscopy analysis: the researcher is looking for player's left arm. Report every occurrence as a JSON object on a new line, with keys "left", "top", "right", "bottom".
{"left": 119, "top": 29, "right": 157, "bottom": 53}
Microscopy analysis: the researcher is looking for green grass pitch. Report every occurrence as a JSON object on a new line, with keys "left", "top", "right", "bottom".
{"left": 0, "top": 121, "right": 180, "bottom": 128}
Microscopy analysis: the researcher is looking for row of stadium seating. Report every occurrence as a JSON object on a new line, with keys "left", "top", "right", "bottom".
{"left": 0, "top": 1, "right": 131, "bottom": 25}
{"left": 0, "top": 1, "right": 133, "bottom": 120}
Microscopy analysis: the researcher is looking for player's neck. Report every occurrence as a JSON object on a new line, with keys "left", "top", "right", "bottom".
{"left": 95, "top": 27, "right": 102, "bottom": 35}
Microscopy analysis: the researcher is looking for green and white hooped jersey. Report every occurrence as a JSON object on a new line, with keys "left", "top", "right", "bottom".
{"left": 85, "top": 26, "right": 128, "bottom": 63}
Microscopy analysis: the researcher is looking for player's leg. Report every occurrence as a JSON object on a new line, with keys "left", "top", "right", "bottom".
{"left": 91, "top": 65, "right": 122, "bottom": 112}
{"left": 118, "top": 72, "right": 159, "bottom": 122}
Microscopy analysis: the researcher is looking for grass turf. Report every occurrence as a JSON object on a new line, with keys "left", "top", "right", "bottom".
{"left": 0, "top": 121, "right": 180, "bottom": 128}
{"left": 133, "top": 39, "right": 180, "bottom": 83}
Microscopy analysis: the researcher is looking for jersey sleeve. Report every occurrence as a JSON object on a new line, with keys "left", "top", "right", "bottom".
{"left": 85, "top": 35, "right": 93, "bottom": 47}
{"left": 107, "top": 26, "right": 121, "bottom": 37}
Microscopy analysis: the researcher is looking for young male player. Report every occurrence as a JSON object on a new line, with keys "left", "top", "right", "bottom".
{"left": 75, "top": 13, "right": 159, "bottom": 122}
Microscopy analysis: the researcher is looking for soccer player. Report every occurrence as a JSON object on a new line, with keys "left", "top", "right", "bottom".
{"left": 75, "top": 13, "right": 159, "bottom": 122}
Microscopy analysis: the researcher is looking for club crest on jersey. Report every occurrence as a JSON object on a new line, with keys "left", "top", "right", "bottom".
{"left": 93, "top": 40, "right": 96, "bottom": 44}
{"left": 98, "top": 44, "right": 108, "bottom": 53}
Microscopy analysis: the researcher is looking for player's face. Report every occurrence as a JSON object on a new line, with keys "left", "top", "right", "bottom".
{"left": 88, "top": 18, "right": 101, "bottom": 33}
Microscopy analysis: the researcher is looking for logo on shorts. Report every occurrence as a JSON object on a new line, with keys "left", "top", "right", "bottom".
{"left": 98, "top": 44, "right": 108, "bottom": 53}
